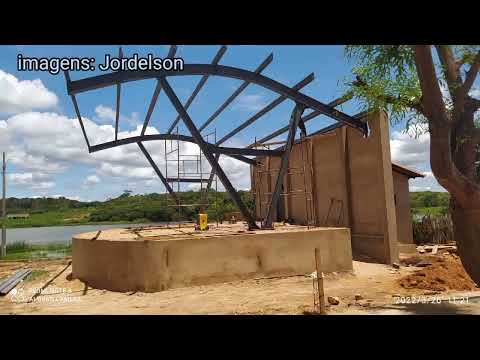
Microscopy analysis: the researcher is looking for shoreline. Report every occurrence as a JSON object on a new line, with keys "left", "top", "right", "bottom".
{"left": 2, "top": 219, "right": 174, "bottom": 230}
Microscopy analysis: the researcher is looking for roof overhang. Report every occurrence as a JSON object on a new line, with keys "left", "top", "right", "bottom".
{"left": 392, "top": 163, "right": 425, "bottom": 178}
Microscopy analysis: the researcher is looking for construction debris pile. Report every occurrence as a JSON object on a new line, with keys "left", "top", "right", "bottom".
{"left": 398, "top": 247, "right": 477, "bottom": 292}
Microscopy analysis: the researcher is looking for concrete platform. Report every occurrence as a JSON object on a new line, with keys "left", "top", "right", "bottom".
{"left": 72, "top": 223, "right": 353, "bottom": 293}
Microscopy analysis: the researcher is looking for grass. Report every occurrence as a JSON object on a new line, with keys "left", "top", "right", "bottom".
{"left": 3, "top": 241, "right": 72, "bottom": 261}
{"left": 411, "top": 206, "right": 448, "bottom": 218}
{"left": 2, "top": 207, "right": 167, "bottom": 229}
{"left": 3, "top": 207, "right": 95, "bottom": 228}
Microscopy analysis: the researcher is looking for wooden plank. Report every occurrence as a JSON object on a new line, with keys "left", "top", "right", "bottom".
{"left": 29, "top": 261, "right": 71, "bottom": 303}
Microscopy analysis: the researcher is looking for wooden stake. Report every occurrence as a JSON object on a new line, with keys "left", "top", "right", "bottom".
{"left": 28, "top": 261, "right": 72, "bottom": 303}
{"left": 315, "top": 248, "right": 326, "bottom": 315}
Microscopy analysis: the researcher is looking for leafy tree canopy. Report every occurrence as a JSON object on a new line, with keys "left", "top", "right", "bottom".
{"left": 344, "top": 45, "right": 480, "bottom": 135}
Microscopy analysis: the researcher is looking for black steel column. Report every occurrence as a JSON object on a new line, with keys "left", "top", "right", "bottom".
{"left": 160, "top": 77, "right": 259, "bottom": 230}
{"left": 262, "top": 103, "right": 305, "bottom": 229}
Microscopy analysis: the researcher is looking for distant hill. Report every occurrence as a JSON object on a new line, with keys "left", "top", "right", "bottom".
{"left": 6, "top": 196, "right": 95, "bottom": 214}
{"left": 3, "top": 191, "right": 253, "bottom": 228}
{"left": 3, "top": 190, "right": 449, "bottom": 228}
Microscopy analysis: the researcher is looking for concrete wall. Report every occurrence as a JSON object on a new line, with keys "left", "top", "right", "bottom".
{"left": 393, "top": 171, "right": 416, "bottom": 253}
{"left": 252, "top": 130, "right": 349, "bottom": 228}
{"left": 346, "top": 112, "right": 398, "bottom": 264}
{"left": 72, "top": 227, "right": 352, "bottom": 293}
{"left": 251, "top": 111, "right": 400, "bottom": 264}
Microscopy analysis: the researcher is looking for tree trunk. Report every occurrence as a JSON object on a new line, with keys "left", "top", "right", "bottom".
{"left": 429, "top": 123, "right": 480, "bottom": 285}
{"left": 414, "top": 46, "right": 480, "bottom": 285}
{"left": 453, "top": 108, "right": 478, "bottom": 181}
{"left": 450, "top": 110, "right": 480, "bottom": 284}
{"left": 451, "top": 205, "right": 480, "bottom": 284}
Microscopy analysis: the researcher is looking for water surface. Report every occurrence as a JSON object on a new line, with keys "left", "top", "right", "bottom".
{"left": 5, "top": 223, "right": 166, "bottom": 245}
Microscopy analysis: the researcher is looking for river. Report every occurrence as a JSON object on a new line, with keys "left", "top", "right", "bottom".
{"left": 4, "top": 223, "right": 165, "bottom": 246}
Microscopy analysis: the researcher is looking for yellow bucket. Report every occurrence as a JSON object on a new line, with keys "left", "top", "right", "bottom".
{"left": 199, "top": 213, "right": 208, "bottom": 231}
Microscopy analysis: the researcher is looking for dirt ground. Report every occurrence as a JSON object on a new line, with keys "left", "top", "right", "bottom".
{"left": 1, "top": 249, "right": 479, "bottom": 315}
{"left": 398, "top": 251, "right": 477, "bottom": 292}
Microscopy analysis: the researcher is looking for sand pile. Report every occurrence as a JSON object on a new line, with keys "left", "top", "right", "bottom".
{"left": 398, "top": 252, "right": 478, "bottom": 292}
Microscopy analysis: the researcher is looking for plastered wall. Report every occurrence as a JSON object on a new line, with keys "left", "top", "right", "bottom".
{"left": 251, "top": 111, "right": 400, "bottom": 264}
{"left": 72, "top": 227, "right": 352, "bottom": 292}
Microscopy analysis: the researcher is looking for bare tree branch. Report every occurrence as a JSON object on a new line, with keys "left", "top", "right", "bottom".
{"left": 435, "top": 45, "right": 468, "bottom": 125}
{"left": 414, "top": 46, "right": 450, "bottom": 124}
{"left": 462, "top": 51, "right": 480, "bottom": 95}
{"left": 436, "top": 45, "right": 463, "bottom": 92}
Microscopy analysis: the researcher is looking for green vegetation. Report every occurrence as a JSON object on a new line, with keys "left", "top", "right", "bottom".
{"left": 2, "top": 191, "right": 255, "bottom": 229}
{"left": 2, "top": 190, "right": 449, "bottom": 229}
{"left": 409, "top": 191, "right": 450, "bottom": 218}
{"left": 87, "top": 190, "right": 254, "bottom": 223}
{"left": 4, "top": 241, "right": 71, "bottom": 261}
{"left": 409, "top": 191, "right": 450, "bottom": 208}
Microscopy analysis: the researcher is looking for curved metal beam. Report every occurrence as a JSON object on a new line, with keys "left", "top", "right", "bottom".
{"left": 67, "top": 65, "right": 367, "bottom": 135}
{"left": 89, "top": 134, "right": 195, "bottom": 152}
{"left": 88, "top": 134, "right": 281, "bottom": 157}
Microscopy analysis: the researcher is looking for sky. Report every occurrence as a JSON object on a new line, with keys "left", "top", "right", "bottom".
{"left": 0, "top": 45, "right": 449, "bottom": 202}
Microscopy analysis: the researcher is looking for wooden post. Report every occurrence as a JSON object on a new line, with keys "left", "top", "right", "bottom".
{"left": 314, "top": 248, "right": 326, "bottom": 315}
{"left": 1, "top": 152, "right": 6, "bottom": 258}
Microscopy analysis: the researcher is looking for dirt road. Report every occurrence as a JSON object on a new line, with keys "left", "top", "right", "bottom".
{"left": 1, "top": 251, "right": 479, "bottom": 315}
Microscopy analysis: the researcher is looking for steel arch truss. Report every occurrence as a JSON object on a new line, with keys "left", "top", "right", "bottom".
{"left": 64, "top": 45, "right": 368, "bottom": 230}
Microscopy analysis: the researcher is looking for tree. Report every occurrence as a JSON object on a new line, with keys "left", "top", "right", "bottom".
{"left": 344, "top": 45, "right": 480, "bottom": 283}
{"left": 119, "top": 190, "right": 133, "bottom": 198}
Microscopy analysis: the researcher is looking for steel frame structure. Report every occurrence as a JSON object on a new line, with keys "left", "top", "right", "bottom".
{"left": 64, "top": 45, "right": 368, "bottom": 230}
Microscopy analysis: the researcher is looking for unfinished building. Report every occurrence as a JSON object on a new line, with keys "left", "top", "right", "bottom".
{"left": 251, "top": 111, "right": 424, "bottom": 264}
{"left": 64, "top": 45, "right": 423, "bottom": 292}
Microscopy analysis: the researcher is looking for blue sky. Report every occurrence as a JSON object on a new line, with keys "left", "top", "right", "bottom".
{"left": 0, "top": 45, "right": 445, "bottom": 201}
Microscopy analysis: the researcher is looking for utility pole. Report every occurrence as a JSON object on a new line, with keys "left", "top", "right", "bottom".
{"left": 1, "top": 152, "right": 6, "bottom": 258}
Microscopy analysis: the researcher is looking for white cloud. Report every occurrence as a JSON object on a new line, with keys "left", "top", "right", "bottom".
{"left": 94, "top": 104, "right": 141, "bottom": 127}
{"left": 0, "top": 111, "right": 252, "bottom": 197}
{"left": 8, "top": 172, "right": 55, "bottom": 190}
{"left": 232, "top": 94, "right": 267, "bottom": 112}
{"left": 390, "top": 129, "right": 448, "bottom": 192}
{"left": 0, "top": 70, "right": 58, "bottom": 114}
{"left": 390, "top": 130, "right": 430, "bottom": 168}
{"left": 83, "top": 174, "right": 100, "bottom": 188}
{"left": 409, "top": 171, "right": 447, "bottom": 192}
{"left": 469, "top": 87, "right": 480, "bottom": 98}
{"left": 31, "top": 181, "right": 55, "bottom": 190}
{"left": 94, "top": 105, "right": 116, "bottom": 122}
